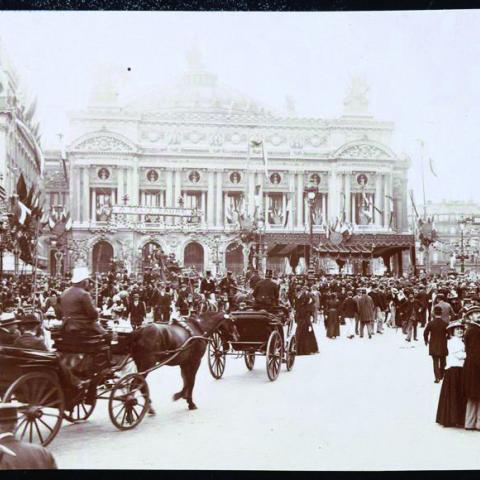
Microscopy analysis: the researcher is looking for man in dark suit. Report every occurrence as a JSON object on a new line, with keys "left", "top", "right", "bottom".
{"left": 59, "top": 267, "right": 106, "bottom": 336}
{"left": 200, "top": 271, "right": 216, "bottom": 297}
{"left": 253, "top": 270, "right": 279, "bottom": 311}
{"left": 0, "top": 402, "right": 57, "bottom": 469}
{"left": 12, "top": 314, "right": 48, "bottom": 351}
{"left": 416, "top": 286, "right": 429, "bottom": 327}
{"left": 423, "top": 305, "right": 449, "bottom": 383}
{"left": 128, "top": 293, "right": 146, "bottom": 330}
{"left": 156, "top": 285, "right": 172, "bottom": 324}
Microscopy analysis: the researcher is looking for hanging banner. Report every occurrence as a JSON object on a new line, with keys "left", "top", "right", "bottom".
{"left": 112, "top": 205, "right": 201, "bottom": 217}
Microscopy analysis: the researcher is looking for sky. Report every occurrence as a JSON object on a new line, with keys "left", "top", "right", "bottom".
{"left": 0, "top": 10, "right": 479, "bottom": 205}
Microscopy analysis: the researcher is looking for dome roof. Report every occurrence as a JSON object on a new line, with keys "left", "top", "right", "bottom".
{"left": 126, "top": 48, "right": 273, "bottom": 117}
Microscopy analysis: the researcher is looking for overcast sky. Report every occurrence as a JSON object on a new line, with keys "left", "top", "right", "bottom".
{"left": 0, "top": 10, "right": 479, "bottom": 205}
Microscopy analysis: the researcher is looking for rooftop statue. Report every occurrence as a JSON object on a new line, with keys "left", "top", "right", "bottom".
{"left": 343, "top": 75, "right": 370, "bottom": 116}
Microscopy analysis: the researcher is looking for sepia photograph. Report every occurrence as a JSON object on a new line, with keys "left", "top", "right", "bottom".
{"left": 0, "top": 8, "right": 479, "bottom": 471}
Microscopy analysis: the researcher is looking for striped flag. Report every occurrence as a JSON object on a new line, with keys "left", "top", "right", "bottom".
{"left": 16, "top": 199, "right": 31, "bottom": 225}
{"left": 64, "top": 212, "right": 72, "bottom": 231}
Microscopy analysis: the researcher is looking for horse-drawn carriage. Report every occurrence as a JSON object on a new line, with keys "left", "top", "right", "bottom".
{"left": 207, "top": 306, "right": 297, "bottom": 381}
{"left": 0, "top": 309, "right": 237, "bottom": 447}
{"left": 0, "top": 330, "right": 151, "bottom": 446}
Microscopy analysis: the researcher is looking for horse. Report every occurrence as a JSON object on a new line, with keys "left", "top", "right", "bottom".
{"left": 129, "top": 311, "right": 239, "bottom": 411}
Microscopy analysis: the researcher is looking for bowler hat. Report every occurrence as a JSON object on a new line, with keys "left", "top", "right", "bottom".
{"left": 19, "top": 314, "right": 41, "bottom": 326}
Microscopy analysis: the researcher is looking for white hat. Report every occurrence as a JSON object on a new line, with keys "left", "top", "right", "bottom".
{"left": 71, "top": 266, "right": 90, "bottom": 284}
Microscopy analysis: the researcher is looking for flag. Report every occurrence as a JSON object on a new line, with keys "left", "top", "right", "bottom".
{"left": 48, "top": 214, "right": 56, "bottom": 230}
{"left": 24, "top": 97, "right": 37, "bottom": 123}
{"left": 251, "top": 139, "right": 269, "bottom": 179}
{"left": 429, "top": 158, "right": 438, "bottom": 178}
{"left": 16, "top": 173, "right": 28, "bottom": 202}
{"left": 283, "top": 193, "right": 292, "bottom": 228}
{"left": 64, "top": 212, "right": 72, "bottom": 231}
{"left": 25, "top": 184, "right": 35, "bottom": 209}
{"left": 15, "top": 200, "right": 31, "bottom": 225}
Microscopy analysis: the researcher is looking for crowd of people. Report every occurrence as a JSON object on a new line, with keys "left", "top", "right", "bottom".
{"left": 1, "top": 265, "right": 480, "bottom": 470}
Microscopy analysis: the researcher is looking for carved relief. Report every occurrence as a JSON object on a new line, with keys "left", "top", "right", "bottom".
{"left": 305, "top": 135, "right": 327, "bottom": 147}
{"left": 75, "top": 136, "right": 134, "bottom": 152}
{"left": 339, "top": 144, "right": 392, "bottom": 159}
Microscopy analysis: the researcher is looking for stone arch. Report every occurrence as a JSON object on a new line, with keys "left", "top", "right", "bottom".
{"left": 92, "top": 240, "right": 114, "bottom": 274}
{"left": 184, "top": 241, "right": 205, "bottom": 273}
{"left": 225, "top": 242, "right": 244, "bottom": 275}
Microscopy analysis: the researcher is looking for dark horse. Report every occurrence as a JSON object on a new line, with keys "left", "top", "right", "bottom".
{"left": 129, "top": 311, "right": 238, "bottom": 410}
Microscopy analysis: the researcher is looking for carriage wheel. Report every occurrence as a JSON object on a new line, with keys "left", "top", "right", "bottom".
{"left": 266, "top": 330, "right": 283, "bottom": 381}
{"left": 244, "top": 352, "right": 255, "bottom": 371}
{"left": 108, "top": 374, "right": 150, "bottom": 431}
{"left": 208, "top": 332, "right": 226, "bottom": 379}
{"left": 63, "top": 396, "right": 96, "bottom": 423}
{"left": 4, "top": 372, "right": 65, "bottom": 447}
{"left": 285, "top": 336, "right": 296, "bottom": 371}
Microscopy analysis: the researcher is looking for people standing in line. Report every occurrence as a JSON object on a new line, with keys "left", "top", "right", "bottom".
{"left": 0, "top": 403, "right": 57, "bottom": 469}
{"left": 423, "top": 306, "right": 449, "bottom": 383}
{"left": 436, "top": 321, "right": 467, "bottom": 428}
{"left": 463, "top": 310, "right": 480, "bottom": 431}
{"left": 357, "top": 288, "right": 374, "bottom": 339}
{"left": 341, "top": 291, "right": 358, "bottom": 339}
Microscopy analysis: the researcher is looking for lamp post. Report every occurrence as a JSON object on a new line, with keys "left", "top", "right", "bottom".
{"left": 458, "top": 218, "right": 468, "bottom": 274}
{"left": 305, "top": 181, "right": 319, "bottom": 270}
{"left": 212, "top": 235, "right": 221, "bottom": 276}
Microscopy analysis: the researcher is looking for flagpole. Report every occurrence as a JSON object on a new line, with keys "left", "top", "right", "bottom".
{"left": 418, "top": 139, "right": 427, "bottom": 219}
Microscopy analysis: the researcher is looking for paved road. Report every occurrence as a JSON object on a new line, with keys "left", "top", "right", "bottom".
{"left": 50, "top": 323, "right": 480, "bottom": 470}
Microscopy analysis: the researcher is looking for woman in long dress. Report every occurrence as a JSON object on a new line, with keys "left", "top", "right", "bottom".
{"left": 326, "top": 293, "right": 341, "bottom": 339}
{"left": 295, "top": 286, "right": 319, "bottom": 355}
{"left": 436, "top": 321, "right": 467, "bottom": 427}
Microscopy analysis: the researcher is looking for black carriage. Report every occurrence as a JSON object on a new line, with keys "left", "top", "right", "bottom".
{"left": 0, "top": 331, "right": 151, "bottom": 447}
{"left": 207, "top": 308, "right": 296, "bottom": 382}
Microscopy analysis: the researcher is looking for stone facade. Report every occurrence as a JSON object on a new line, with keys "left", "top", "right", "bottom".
{"left": 44, "top": 53, "right": 412, "bottom": 275}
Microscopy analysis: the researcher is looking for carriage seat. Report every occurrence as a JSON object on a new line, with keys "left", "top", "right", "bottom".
{"left": 51, "top": 332, "right": 111, "bottom": 354}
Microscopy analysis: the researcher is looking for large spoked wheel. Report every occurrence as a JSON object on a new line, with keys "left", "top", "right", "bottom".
{"left": 108, "top": 374, "right": 150, "bottom": 431}
{"left": 285, "top": 335, "right": 296, "bottom": 371}
{"left": 266, "top": 330, "right": 283, "bottom": 382}
{"left": 4, "top": 372, "right": 65, "bottom": 446}
{"left": 208, "top": 332, "right": 226, "bottom": 379}
{"left": 64, "top": 396, "right": 96, "bottom": 423}
{"left": 244, "top": 352, "right": 255, "bottom": 371}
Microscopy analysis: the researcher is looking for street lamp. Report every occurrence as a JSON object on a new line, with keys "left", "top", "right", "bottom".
{"left": 305, "top": 180, "right": 319, "bottom": 270}
{"left": 458, "top": 218, "right": 468, "bottom": 274}
{"left": 212, "top": 235, "right": 221, "bottom": 276}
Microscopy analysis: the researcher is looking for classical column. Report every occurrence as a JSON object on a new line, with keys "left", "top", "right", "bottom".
{"left": 282, "top": 192, "right": 287, "bottom": 227}
{"left": 215, "top": 171, "right": 223, "bottom": 227}
{"left": 72, "top": 167, "right": 80, "bottom": 223}
{"left": 140, "top": 191, "right": 146, "bottom": 223}
{"left": 207, "top": 171, "right": 215, "bottom": 227}
{"left": 375, "top": 173, "right": 382, "bottom": 225}
{"left": 296, "top": 172, "right": 303, "bottom": 228}
{"left": 91, "top": 188, "right": 96, "bottom": 223}
{"left": 328, "top": 168, "right": 339, "bottom": 221}
{"left": 345, "top": 173, "right": 351, "bottom": 222}
{"left": 223, "top": 192, "right": 228, "bottom": 225}
{"left": 117, "top": 168, "right": 124, "bottom": 201}
{"left": 288, "top": 174, "right": 295, "bottom": 230}
{"left": 174, "top": 169, "right": 182, "bottom": 225}
{"left": 82, "top": 167, "right": 89, "bottom": 224}
{"left": 321, "top": 193, "right": 327, "bottom": 223}
{"left": 131, "top": 163, "right": 139, "bottom": 205}
{"left": 352, "top": 193, "right": 357, "bottom": 224}
{"left": 165, "top": 170, "right": 173, "bottom": 225}
{"left": 383, "top": 174, "right": 388, "bottom": 227}
{"left": 248, "top": 171, "right": 256, "bottom": 217}
{"left": 201, "top": 191, "right": 206, "bottom": 225}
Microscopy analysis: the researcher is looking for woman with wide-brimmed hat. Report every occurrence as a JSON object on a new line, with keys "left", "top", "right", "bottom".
{"left": 436, "top": 320, "right": 467, "bottom": 428}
